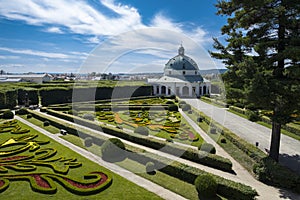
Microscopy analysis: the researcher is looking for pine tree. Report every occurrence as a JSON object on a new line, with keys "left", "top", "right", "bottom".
{"left": 211, "top": 0, "right": 300, "bottom": 162}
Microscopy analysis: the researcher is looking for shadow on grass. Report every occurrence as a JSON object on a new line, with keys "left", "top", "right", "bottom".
{"left": 197, "top": 194, "right": 222, "bottom": 200}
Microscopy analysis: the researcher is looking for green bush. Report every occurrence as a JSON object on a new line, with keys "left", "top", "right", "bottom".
{"left": 17, "top": 108, "right": 28, "bottom": 115}
{"left": 247, "top": 111, "right": 260, "bottom": 122}
{"left": 84, "top": 137, "right": 93, "bottom": 147}
{"left": 194, "top": 174, "right": 218, "bottom": 198}
{"left": 134, "top": 126, "right": 149, "bottom": 136}
{"left": 146, "top": 162, "right": 155, "bottom": 174}
{"left": 182, "top": 104, "right": 191, "bottom": 111}
{"left": 168, "top": 104, "right": 178, "bottom": 111}
{"left": 197, "top": 117, "right": 203, "bottom": 122}
{"left": 166, "top": 100, "right": 174, "bottom": 104}
{"left": 26, "top": 114, "right": 32, "bottom": 119}
{"left": 2, "top": 110, "right": 14, "bottom": 119}
{"left": 43, "top": 120, "right": 50, "bottom": 126}
{"left": 101, "top": 138, "right": 126, "bottom": 162}
{"left": 198, "top": 143, "right": 216, "bottom": 154}
{"left": 220, "top": 138, "right": 226, "bottom": 143}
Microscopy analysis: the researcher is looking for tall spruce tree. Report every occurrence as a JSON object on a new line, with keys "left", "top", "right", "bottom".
{"left": 211, "top": 0, "right": 300, "bottom": 162}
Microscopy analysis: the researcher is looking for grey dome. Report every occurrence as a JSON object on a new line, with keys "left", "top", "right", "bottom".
{"left": 165, "top": 54, "right": 199, "bottom": 70}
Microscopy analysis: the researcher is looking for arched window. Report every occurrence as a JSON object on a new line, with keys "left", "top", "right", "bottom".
{"left": 161, "top": 86, "right": 166, "bottom": 95}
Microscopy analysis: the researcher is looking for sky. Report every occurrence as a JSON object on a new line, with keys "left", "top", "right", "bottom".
{"left": 0, "top": 0, "right": 228, "bottom": 74}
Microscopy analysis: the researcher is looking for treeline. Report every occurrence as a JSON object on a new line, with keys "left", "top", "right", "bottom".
{"left": 0, "top": 82, "right": 152, "bottom": 108}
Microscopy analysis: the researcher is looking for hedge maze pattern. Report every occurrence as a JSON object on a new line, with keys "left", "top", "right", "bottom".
{"left": 0, "top": 119, "right": 112, "bottom": 195}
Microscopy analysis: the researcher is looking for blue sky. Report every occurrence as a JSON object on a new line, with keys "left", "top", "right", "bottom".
{"left": 0, "top": 0, "right": 227, "bottom": 73}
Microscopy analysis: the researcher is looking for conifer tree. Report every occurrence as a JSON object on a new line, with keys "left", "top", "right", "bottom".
{"left": 211, "top": 0, "right": 300, "bottom": 161}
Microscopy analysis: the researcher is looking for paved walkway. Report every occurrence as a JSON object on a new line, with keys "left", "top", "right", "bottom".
{"left": 16, "top": 116, "right": 187, "bottom": 200}
{"left": 183, "top": 98, "right": 300, "bottom": 174}
{"left": 18, "top": 112, "right": 300, "bottom": 199}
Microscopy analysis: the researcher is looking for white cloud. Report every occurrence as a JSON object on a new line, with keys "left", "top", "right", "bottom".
{"left": 45, "top": 27, "right": 63, "bottom": 34}
{"left": 0, "top": 0, "right": 144, "bottom": 36}
{"left": 0, "top": 47, "right": 70, "bottom": 59}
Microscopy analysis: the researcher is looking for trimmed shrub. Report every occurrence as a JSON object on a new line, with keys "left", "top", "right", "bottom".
{"left": 26, "top": 114, "right": 32, "bottom": 119}
{"left": 17, "top": 108, "right": 28, "bottom": 115}
{"left": 168, "top": 104, "right": 178, "bottom": 111}
{"left": 101, "top": 138, "right": 126, "bottom": 162}
{"left": 188, "top": 110, "right": 192, "bottom": 114}
{"left": 198, "top": 143, "right": 216, "bottom": 154}
{"left": 43, "top": 120, "right": 50, "bottom": 126}
{"left": 134, "top": 126, "right": 149, "bottom": 136}
{"left": 82, "top": 113, "right": 95, "bottom": 121}
{"left": 146, "top": 162, "right": 156, "bottom": 174}
{"left": 84, "top": 137, "right": 93, "bottom": 147}
{"left": 220, "top": 138, "right": 227, "bottom": 144}
{"left": 166, "top": 100, "right": 174, "bottom": 104}
{"left": 166, "top": 138, "right": 173, "bottom": 143}
{"left": 194, "top": 174, "right": 218, "bottom": 198}
{"left": 197, "top": 117, "right": 203, "bottom": 122}
{"left": 2, "top": 110, "right": 14, "bottom": 119}
{"left": 182, "top": 104, "right": 191, "bottom": 111}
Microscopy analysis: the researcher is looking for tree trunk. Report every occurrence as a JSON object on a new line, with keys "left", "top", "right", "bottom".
{"left": 269, "top": 121, "right": 281, "bottom": 162}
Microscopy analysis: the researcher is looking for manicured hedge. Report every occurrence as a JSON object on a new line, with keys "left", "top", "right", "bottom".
{"left": 44, "top": 108, "right": 233, "bottom": 172}
{"left": 17, "top": 88, "right": 39, "bottom": 105}
{"left": 126, "top": 146, "right": 257, "bottom": 200}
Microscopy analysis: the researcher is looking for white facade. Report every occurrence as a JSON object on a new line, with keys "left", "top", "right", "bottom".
{"left": 148, "top": 46, "right": 210, "bottom": 97}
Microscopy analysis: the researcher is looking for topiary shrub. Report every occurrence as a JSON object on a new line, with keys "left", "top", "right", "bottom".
{"left": 82, "top": 113, "right": 95, "bottom": 121}
{"left": 146, "top": 162, "right": 156, "bottom": 174}
{"left": 101, "top": 138, "right": 126, "bottom": 162}
{"left": 43, "top": 120, "right": 50, "bottom": 126}
{"left": 84, "top": 137, "right": 93, "bottom": 147}
{"left": 166, "top": 100, "right": 174, "bottom": 104}
{"left": 17, "top": 108, "right": 28, "bottom": 115}
{"left": 197, "top": 117, "right": 203, "bottom": 122}
{"left": 134, "top": 126, "right": 149, "bottom": 136}
{"left": 194, "top": 174, "right": 218, "bottom": 198}
{"left": 2, "top": 110, "right": 14, "bottom": 119}
{"left": 198, "top": 143, "right": 216, "bottom": 154}
{"left": 168, "top": 104, "right": 178, "bottom": 111}
{"left": 26, "top": 114, "right": 32, "bottom": 119}
{"left": 220, "top": 138, "right": 227, "bottom": 144}
{"left": 182, "top": 104, "right": 191, "bottom": 111}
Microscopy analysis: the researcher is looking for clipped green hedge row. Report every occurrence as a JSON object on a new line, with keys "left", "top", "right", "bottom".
{"left": 40, "top": 85, "right": 152, "bottom": 106}
{"left": 126, "top": 146, "right": 257, "bottom": 200}
{"left": 44, "top": 108, "right": 233, "bottom": 172}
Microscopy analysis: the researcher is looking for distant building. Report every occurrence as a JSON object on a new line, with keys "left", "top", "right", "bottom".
{"left": 148, "top": 45, "right": 210, "bottom": 97}
{"left": 0, "top": 73, "right": 51, "bottom": 84}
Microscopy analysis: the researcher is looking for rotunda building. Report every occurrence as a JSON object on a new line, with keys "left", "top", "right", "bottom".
{"left": 148, "top": 45, "right": 210, "bottom": 97}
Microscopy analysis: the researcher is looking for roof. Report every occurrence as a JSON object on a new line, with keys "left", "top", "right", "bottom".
{"left": 148, "top": 75, "right": 204, "bottom": 83}
{"left": 0, "top": 74, "right": 49, "bottom": 78}
{"left": 0, "top": 78, "right": 22, "bottom": 83}
{"left": 165, "top": 55, "right": 199, "bottom": 71}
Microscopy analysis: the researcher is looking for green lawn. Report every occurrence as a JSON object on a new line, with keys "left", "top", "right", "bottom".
{"left": 19, "top": 114, "right": 60, "bottom": 134}
{"left": 0, "top": 120, "right": 162, "bottom": 200}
